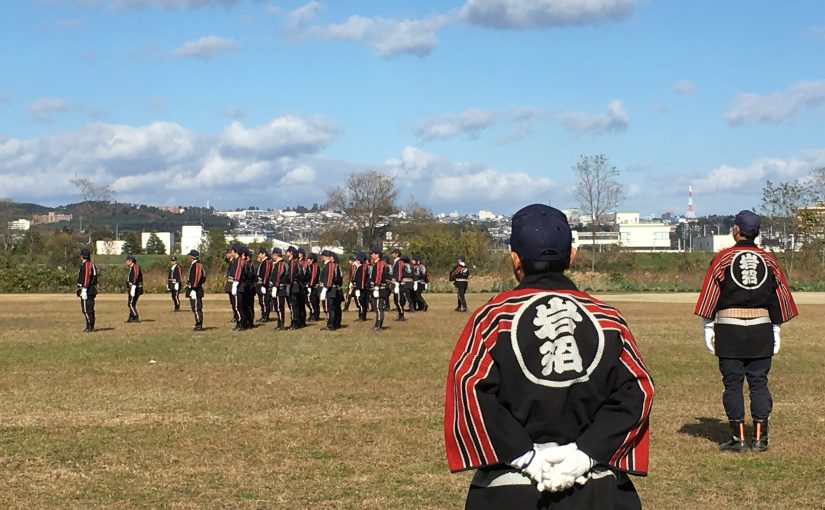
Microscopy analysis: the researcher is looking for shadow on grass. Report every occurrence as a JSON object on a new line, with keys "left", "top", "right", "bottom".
{"left": 678, "top": 417, "right": 728, "bottom": 443}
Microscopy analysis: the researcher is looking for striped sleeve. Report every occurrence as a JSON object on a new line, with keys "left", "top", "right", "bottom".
{"left": 575, "top": 300, "right": 654, "bottom": 476}
{"left": 444, "top": 291, "right": 535, "bottom": 472}
{"left": 764, "top": 253, "right": 798, "bottom": 323}
{"left": 694, "top": 249, "right": 733, "bottom": 319}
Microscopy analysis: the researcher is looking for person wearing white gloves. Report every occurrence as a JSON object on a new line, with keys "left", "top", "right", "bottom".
{"left": 124, "top": 254, "right": 144, "bottom": 323}
{"left": 168, "top": 256, "right": 184, "bottom": 312}
{"left": 186, "top": 250, "right": 207, "bottom": 331}
{"left": 389, "top": 247, "right": 406, "bottom": 322}
{"left": 76, "top": 247, "right": 98, "bottom": 333}
{"left": 445, "top": 204, "right": 654, "bottom": 510}
{"left": 267, "top": 248, "right": 289, "bottom": 331}
{"left": 319, "top": 250, "right": 344, "bottom": 331}
{"left": 695, "top": 210, "right": 798, "bottom": 453}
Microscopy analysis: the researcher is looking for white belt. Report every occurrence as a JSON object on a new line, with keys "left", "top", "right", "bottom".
{"left": 716, "top": 317, "right": 771, "bottom": 326}
{"left": 454, "top": 278, "right": 468, "bottom": 282}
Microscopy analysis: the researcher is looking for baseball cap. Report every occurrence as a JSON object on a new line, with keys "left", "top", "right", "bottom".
{"left": 734, "top": 210, "right": 761, "bottom": 237}
{"left": 272, "top": 247, "right": 283, "bottom": 256}
{"left": 509, "top": 204, "right": 572, "bottom": 262}
{"left": 370, "top": 246, "right": 383, "bottom": 256}
{"left": 189, "top": 249, "right": 200, "bottom": 258}
{"left": 258, "top": 247, "right": 269, "bottom": 256}
{"left": 126, "top": 254, "right": 137, "bottom": 262}
{"left": 80, "top": 247, "right": 91, "bottom": 258}
{"left": 171, "top": 256, "right": 177, "bottom": 262}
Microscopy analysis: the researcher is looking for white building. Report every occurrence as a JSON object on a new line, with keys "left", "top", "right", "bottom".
{"left": 8, "top": 219, "right": 31, "bottom": 231}
{"left": 96, "top": 240, "right": 126, "bottom": 255}
{"left": 617, "top": 222, "right": 671, "bottom": 250}
{"left": 231, "top": 234, "right": 268, "bottom": 245}
{"left": 694, "top": 234, "right": 762, "bottom": 252}
{"left": 141, "top": 232, "right": 174, "bottom": 255}
{"left": 615, "top": 212, "right": 640, "bottom": 225}
{"left": 181, "top": 225, "right": 204, "bottom": 255}
{"left": 478, "top": 210, "right": 498, "bottom": 220}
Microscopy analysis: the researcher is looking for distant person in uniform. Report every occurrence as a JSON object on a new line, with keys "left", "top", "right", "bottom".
{"left": 445, "top": 204, "right": 654, "bottom": 510}
{"left": 368, "top": 247, "right": 391, "bottom": 331}
{"left": 411, "top": 255, "right": 429, "bottom": 312}
{"left": 268, "top": 248, "right": 289, "bottom": 331}
{"left": 319, "top": 250, "right": 343, "bottom": 330}
{"left": 125, "top": 254, "right": 144, "bottom": 323}
{"left": 256, "top": 248, "right": 272, "bottom": 324}
{"left": 187, "top": 250, "right": 207, "bottom": 331}
{"left": 449, "top": 255, "right": 470, "bottom": 312}
{"left": 77, "top": 247, "right": 98, "bottom": 333}
{"left": 168, "top": 256, "right": 183, "bottom": 312}
{"left": 695, "top": 210, "right": 798, "bottom": 452}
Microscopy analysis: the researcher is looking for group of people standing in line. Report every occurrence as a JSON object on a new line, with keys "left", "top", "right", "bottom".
{"left": 76, "top": 244, "right": 472, "bottom": 334}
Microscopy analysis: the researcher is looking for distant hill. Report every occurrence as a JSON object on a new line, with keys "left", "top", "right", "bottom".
{"left": 10, "top": 201, "right": 233, "bottom": 234}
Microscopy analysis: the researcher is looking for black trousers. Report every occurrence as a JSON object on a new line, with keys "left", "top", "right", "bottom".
{"left": 455, "top": 282, "right": 468, "bottom": 310}
{"left": 308, "top": 286, "right": 321, "bottom": 320}
{"left": 392, "top": 286, "right": 405, "bottom": 317}
{"left": 81, "top": 296, "right": 95, "bottom": 327}
{"left": 326, "top": 292, "right": 342, "bottom": 329}
{"left": 719, "top": 356, "right": 773, "bottom": 421}
{"left": 357, "top": 289, "right": 369, "bottom": 320}
{"left": 257, "top": 286, "right": 271, "bottom": 318}
{"left": 127, "top": 293, "right": 140, "bottom": 319}
{"left": 228, "top": 292, "right": 240, "bottom": 323}
{"left": 289, "top": 290, "right": 306, "bottom": 327}
{"left": 190, "top": 290, "right": 203, "bottom": 326}
{"left": 413, "top": 282, "right": 428, "bottom": 310}
{"left": 170, "top": 287, "right": 180, "bottom": 309}
{"left": 372, "top": 292, "right": 387, "bottom": 326}
{"left": 465, "top": 477, "right": 641, "bottom": 510}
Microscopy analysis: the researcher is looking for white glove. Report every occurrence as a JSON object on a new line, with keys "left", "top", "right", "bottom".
{"left": 80, "top": 288, "right": 88, "bottom": 300}
{"left": 703, "top": 318, "right": 715, "bottom": 354}
{"left": 189, "top": 290, "right": 197, "bottom": 300}
{"left": 130, "top": 285, "right": 136, "bottom": 297}
{"left": 508, "top": 448, "right": 545, "bottom": 485}
{"left": 320, "top": 288, "right": 328, "bottom": 301}
{"left": 773, "top": 324, "right": 781, "bottom": 354}
{"left": 373, "top": 288, "right": 379, "bottom": 299}
{"left": 393, "top": 283, "right": 400, "bottom": 295}
{"left": 231, "top": 281, "right": 238, "bottom": 296}
{"left": 533, "top": 443, "right": 576, "bottom": 492}
{"left": 540, "top": 444, "right": 593, "bottom": 493}
{"left": 174, "top": 283, "right": 180, "bottom": 291}
{"left": 355, "top": 290, "right": 361, "bottom": 298}
{"left": 260, "top": 286, "right": 266, "bottom": 295}
{"left": 271, "top": 286, "right": 278, "bottom": 298}
{"left": 413, "top": 282, "right": 419, "bottom": 291}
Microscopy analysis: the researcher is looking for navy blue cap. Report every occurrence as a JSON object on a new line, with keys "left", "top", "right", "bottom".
{"left": 297, "top": 247, "right": 306, "bottom": 255}
{"left": 272, "top": 247, "right": 283, "bottom": 256}
{"left": 391, "top": 247, "right": 401, "bottom": 255}
{"left": 287, "top": 246, "right": 297, "bottom": 254}
{"left": 734, "top": 210, "right": 761, "bottom": 236}
{"left": 231, "top": 243, "right": 242, "bottom": 253}
{"left": 457, "top": 255, "right": 465, "bottom": 262}
{"left": 509, "top": 204, "right": 572, "bottom": 262}
{"left": 370, "top": 246, "right": 383, "bottom": 255}
{"left": 413, "top": 255, "right": 422, "bottom": 262}
{"left": 357, "top": 252, "right": 367, "bottom": 262}
{"left": 309, "top": 252, "right": 319, "bottom": 261}
{"left": 189, "top": 249, "right": 200, "bottom": 258}
{"left": 258, "top": 247, "right": 269, "bottom": 256}
{"left": 170, "top": 256, "right": 177, "bottom": 261}
{"left": 126, "top": 254, "right": 137, "bottom": 262}
{"left": 80, "top": 247, "right": 91, "bottom": 258}
{"left": 319, "top": 250, "right": 332, "bottom": 257}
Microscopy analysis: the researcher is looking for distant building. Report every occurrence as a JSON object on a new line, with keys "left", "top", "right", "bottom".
{"left": 96, "top": 240, "right": 126, "bottom": 255}
{"left": 181, "top": 225, "right": 204, "bottom": 255}
{"left": 694, "top": 234, "right": 762, "bottom": 252}
{"left": 478, "top": 210, "right": 498, "bottom": 220}
{"left": 32, "top": 211, "right": 73, "bottom": 224}
{"left": 231, "top": 234, "right": 268, "bottom": 245}
{"left": 141, "top": 232, "right": 174, "bottom": 255}
{"left": 617, "top": 222, "right": 672, "bottom": 250}
{"left": 8, "top": 219, "right": 31, "bottom": 231}
{"left": 615, "top": 212, "right": 640, "bottom": 225}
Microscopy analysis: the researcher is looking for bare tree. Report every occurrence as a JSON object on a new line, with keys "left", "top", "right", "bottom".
{"left": 326, "top": 170, "right": 398, "bottom": 247}
{"left": 70, "top": 176, "right": 114, "bottom": 245}
{"left": 574, "top": 154, "right": 623, "bottom": 272}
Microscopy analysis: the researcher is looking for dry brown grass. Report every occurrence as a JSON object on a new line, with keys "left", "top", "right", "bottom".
{"left": 1, "top": 292, "right": 824, "bottom": 509}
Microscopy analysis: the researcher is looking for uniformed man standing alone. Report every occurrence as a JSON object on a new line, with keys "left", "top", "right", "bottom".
{"left": 125, "top": 254, "right": 144, "bottom": 323}
{"left": 444, "top": 204, "right": 653, "bottom": 510}
{"left": 168, "top": 256, "right": 183, "bottom": 312}
{"left": 449, "top": 255, "right": 470, "bottom": 312}
{"left": 187, "top": 250, "right": 206, "bottom": 331}
{"left": 77, "top": 247, "right": 98, "bottom": 333}
{"left": 695, "top": 210, "right": 798, "bottom": 452}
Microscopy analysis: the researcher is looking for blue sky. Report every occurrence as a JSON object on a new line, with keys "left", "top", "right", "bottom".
{"left": 1, "top": 0, "right": 824, "bottom": 216}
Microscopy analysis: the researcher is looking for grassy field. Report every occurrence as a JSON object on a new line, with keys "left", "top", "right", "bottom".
{"left": 1, "top": 292, "right": 824, "bottom": 509}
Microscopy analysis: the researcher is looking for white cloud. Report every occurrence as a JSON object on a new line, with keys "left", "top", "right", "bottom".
{"left": 218, "top": 115, "right": 339, "bottom": 159}
{"left": 413, "top": 106, "right": 546, "bottom": 142}
{"left": 305, "top": 13, "right": 449, "bottom": 57}
{"left": 172, "top": 35, "right": 240, "bottom": 59}
{"left": 556, "top": 100, "right": 628, "bottom": 134}
{"left": 285, "top": 1, "right": 323, "bottom": 33}
{"left": 726, "top": 80, "right": 825, "bottom": 126}
{"left": 458, "top": 0, "right": 640, "bottom": 29}
{"left": 673, "top": 79, "right": 697, "bottom": 95}
{"left": 691, "top": 150, "right": 825, "bottom": 194}
{"left": 103, "top": 0, "right": 242, "bottom": 10}
{"left": 28, "top": 97, "right": 72, "bottom": 122}
{"left": 279, "top": 164, "right": 316, "bottom": 185}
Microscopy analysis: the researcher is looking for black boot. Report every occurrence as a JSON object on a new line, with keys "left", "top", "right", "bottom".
{"left": 193, "top": 323, "right": 203, "bottom": 331}
{"left": 751, "top": 420, "right": 769, "bottom": 452}
{"left": 275, "top": 320, "right": 285, "bottom": 331}
{"left": 720, "top": 420, "right": 747, "bottom": 452}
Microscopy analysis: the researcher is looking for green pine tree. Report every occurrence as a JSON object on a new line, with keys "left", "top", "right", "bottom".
{"left": 144, "top": 232, "right": 167, "bottom": 255}
{"left": 121, "top": 232, "right": 142, "bottom": 255}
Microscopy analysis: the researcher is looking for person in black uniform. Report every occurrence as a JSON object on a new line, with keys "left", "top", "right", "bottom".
{"left": 695, "top": 210, "right": 798, "bottom": 452}
{"left": 168, "top": 256, "right": 183, "bottom": 312}
{"left": 77, "top": 247, "right": 98, "bottom": 333}
{"left": 445, "top": 204, "right": 654, "bottom": 510}
{"left": 352, "top": 252, "right": 370, "bottom": 322}
{"left": 226, "top": 245, "right": 242, "bottom": 328}
{"left": 449, "top": 255, "right": 470, "bottom": 312}
{"left": 256, "top": 247, "right": 272, "bottom": 324}
{"left": 368, "top": 247, "right": 392, "bottom": 331}
{"left": 343, "top": 255, "right": 358, "bottom": 312}
{"left": 268, "top": 248, "right": 289, "bottom": 331}
{"left": 319, "top": 250, "right": 344, "bottom": 330}
{"left": 400, "top": 255, "right": 415, "bottom": 313}
{"left": 285, "top": 246, "right": 306, "bottom": 330}
{"left": 389, "top": 248, "right": 406, "bottom": 321}
{"left": 125, "top": 254, "right": 144, "bottom": 323}
{"left": 411, "top": 255, "right": 429, "bottom": 312}
{"left": 305, "top": 252, "right": 321, "bottom": 322}
{"left": 238, "top": 248, "right": 256, "bottom": 330}
{"left": 187, "top": 250, "right": 207, "bottom": 331}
